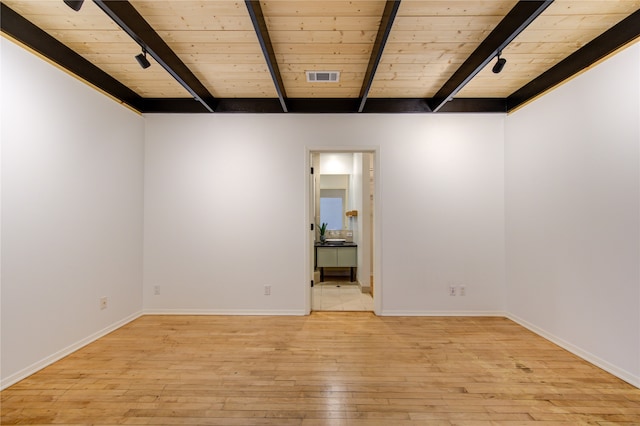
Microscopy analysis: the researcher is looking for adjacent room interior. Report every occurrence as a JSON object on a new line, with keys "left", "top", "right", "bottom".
{"left": 311, "top": 151, "right": 375, "bottom": 312}
{"left": 1, "top": 0, "right": 640, "bottom": 423}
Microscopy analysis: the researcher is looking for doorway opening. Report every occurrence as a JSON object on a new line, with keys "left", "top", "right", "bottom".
{"left": 307, "top": 151, "right": 377, "bottom": 313}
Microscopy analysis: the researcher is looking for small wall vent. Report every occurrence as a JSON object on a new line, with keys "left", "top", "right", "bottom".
{"left": 306, "top": 71, "right": 340, "bottom": 83}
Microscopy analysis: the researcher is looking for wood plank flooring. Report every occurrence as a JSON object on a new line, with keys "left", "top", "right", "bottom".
{"left": 2, "top": 313, "right": 640, "bottom": 425}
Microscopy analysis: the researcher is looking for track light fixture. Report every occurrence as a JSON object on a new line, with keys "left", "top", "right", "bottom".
{"left": 135, "top": 48, "right": 151, "bottom": 69}
{"left": 63, "top": 0, "right": 84, "bottom": 11}
{"left": 492, "top": 51, "right": 506, "bottom": 74}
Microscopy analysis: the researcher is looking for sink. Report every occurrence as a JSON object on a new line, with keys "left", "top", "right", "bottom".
{"left": 324, "top": 238, "right": 347, "bottom": 245}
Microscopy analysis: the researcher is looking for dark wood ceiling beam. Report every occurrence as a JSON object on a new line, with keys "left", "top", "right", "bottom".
{"left": 245, "top": 0, "right": 288, "bottom": 113}
{"left": 93, "top": 0, "right": 217, "bottom": 112}
{"left": 507, "top": 8, "right": 640, "bottom": 112}
{"left": 0, "top": 3, "right": 145, "bottom": 111}
{"left": 358, "top": 0, "right": 401, "bottom": 113}
{"left": 428, "top": 0, "right": 553, "bottom": 113}
{"left": 142, "top": 98, "right": 506, "bottom": 114}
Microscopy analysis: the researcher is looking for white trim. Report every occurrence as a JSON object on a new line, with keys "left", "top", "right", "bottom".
{"left": 305, "top": 149, "right": 313, "bottom": 315}
{"left": 507, "top": 313, "right": 640, "bottom": 389}
{"left": 144, "top": 309, "right": 306, "bottom": 316}
{"left": 381, "top": 310, "right": 507, "bottom": 317}
{"left": 0, "top": 311, "right": 143, "bottom": 390}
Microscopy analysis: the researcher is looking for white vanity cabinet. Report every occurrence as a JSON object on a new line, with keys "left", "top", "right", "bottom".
{"left": 315, "top": 245, "right": 357, "bottom": 282}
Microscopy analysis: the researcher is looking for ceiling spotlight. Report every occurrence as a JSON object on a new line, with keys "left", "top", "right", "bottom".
{"left": 135, "top": 48, "right": 151, "bottom": 69}
{"left": 63, "top": 0, "right": 84, "bottom": 11}
{"left": 492, "top": 52, "right": 506, "bottom": 74}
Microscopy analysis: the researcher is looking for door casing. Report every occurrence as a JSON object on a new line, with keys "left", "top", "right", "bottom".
{"left": 304, "top": 147, "right": 381, "bottom": 315}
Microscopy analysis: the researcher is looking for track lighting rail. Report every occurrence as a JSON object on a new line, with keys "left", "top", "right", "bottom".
{"left": 428, "top": 0, "right": 553, "bottom": 113}
{"left": 92, "top": 0, "right": 217, "bottom": 113}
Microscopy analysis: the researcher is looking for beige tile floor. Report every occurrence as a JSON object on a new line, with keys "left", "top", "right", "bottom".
{"left": 311, "top": 280, "right": 373, "bottom": 311}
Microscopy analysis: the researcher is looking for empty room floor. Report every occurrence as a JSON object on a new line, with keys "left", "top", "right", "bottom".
{"left": 2, "top": 313, "right": 640, "bottom": 425}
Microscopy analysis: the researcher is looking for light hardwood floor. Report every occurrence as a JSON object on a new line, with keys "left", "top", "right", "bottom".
{"left": 2, "top": 313, "right": 640, "bottom": 425}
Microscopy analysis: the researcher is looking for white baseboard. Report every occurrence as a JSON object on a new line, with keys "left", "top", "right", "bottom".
{"left": 144, "top": 309, "right": 306, "bottom": 316}
{"left": 381, "top": 310, "right": 507, "bottom": 317}
{"left": 506, "top": 313, "right": 640, "bottom": 389}
{"left": 1, "top": 311, "right": 143, "bottom": 391}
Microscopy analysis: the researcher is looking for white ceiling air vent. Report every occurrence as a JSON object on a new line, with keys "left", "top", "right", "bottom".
{"left": 306, "top": 71, "right": 340, "bottom": 83}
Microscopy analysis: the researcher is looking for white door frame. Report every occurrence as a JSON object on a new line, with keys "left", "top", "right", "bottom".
{"left": 304, "top": 147, "right": 382, "bottom": 315}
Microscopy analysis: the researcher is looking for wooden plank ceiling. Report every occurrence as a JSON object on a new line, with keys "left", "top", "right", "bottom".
{"left": 1, "top": 0, "right": 639, "bottom": 113}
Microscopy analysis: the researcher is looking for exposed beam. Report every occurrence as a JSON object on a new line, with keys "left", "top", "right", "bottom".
{"left": 141, "top": 98, "right": 505, "bottom": 114}
{"left": 288, "top": 98, "right": 359, "bottom": 113}
{"left": 93, "top": 0, "right": 217, "bottom": 112}
{"left": 435, "top": 98, "right": 506, "bottom": 113}
{"left": 428, "top": 0, "right": 553, "bottom": 113}
{"left": 363, "top": 98, "right": 431, "bottom": 113}
{"left": 358, "top": 0, "right": 401, "bottom": 113}
{"left": 0, "top": 3, "right": 145, "bottom": 112}
{"left": 143, "top": 98, "right": 213, "bottom": 113}
{"left": 507, "top": 8, "right": 640, "bottom": 112}
{"left": 144, "top": 98, "right": 285, "bottom": 114}
{"left": 245, "top": 0, "right": 288, "bottom": 113}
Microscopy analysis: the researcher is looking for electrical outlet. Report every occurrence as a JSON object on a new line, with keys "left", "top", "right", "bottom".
{"left": 264, "top": 285, "right": 271, "bottom": 296}
{"left": 100, "top": 297, "right": 108, "bottom": 310}
{"left": 459, "top": 285, "right": 466, "bottom": 296}
{"left": 154, "top": 285, "right": 161, "bottom": 296}
{"left": 449, "top": 285, "right": 456, "bottom": 296}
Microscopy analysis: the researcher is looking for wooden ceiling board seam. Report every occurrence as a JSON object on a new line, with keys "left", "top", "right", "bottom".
{"left": 0, "top": 2, "right": 145, "bottom": 112}
{"left": 507, "top": 7, "right": 640, "bottom": 112}
{"left": 130, "top": 1, "right": 251, "bottom": 17}
{"left": 265, "top": 16, "right": 383, "bottom": 31}
{"left": 93, "top": 0, "right": 217, "bottom": 112}
{"left": 428, "top": 0, "right": 554, "bottom": 112}
{"left": 1, "top": 0, "right": 189, "bottom": 97}
{"left": 397, "top": 1, "right": 519, "bottom": 17}
{"left": 260, "top": 0, "right": 386, "bottom": 99}
{"left": 459, "top": 2, "right": 640, "bottom": 98}
{"left": 3, "top": 0, "right": 639, "bottom": 112}
{"left": 371, "top": 1, "right": 515, "bottom": 98}
{"left": 258, "top": 1, "right": 388, "bottom": 17}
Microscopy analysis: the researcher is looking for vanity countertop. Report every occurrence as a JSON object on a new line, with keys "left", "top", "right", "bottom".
{"left": 315, "top": 241, "right": 357, "bottom": 247}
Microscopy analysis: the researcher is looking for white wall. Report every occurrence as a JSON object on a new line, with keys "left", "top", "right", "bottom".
{"left": 3, "top": 27, "right": 639, "bottom": 391}
{"left": 4, "top": 30, "right": 638, "bottom": 391}
{"left": 320, "top": 153, "right": 353, "bottom": 175}
{"left": 505, "top": 43, "right": 640, "bottom": 386}
{"left": 0, "top": 35, "right": 4, "bottom": 386}
{"left": 143, "top": 115, "right": 307, "bottom": 314}
{"left": 1, "top": 39, "right": 145, "bottom": 388}
{"left": 143, "top": 114, "right": 506, "bottom": 315}
{"left": 381, "top": 115, "right": 506, "bottom": 314}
